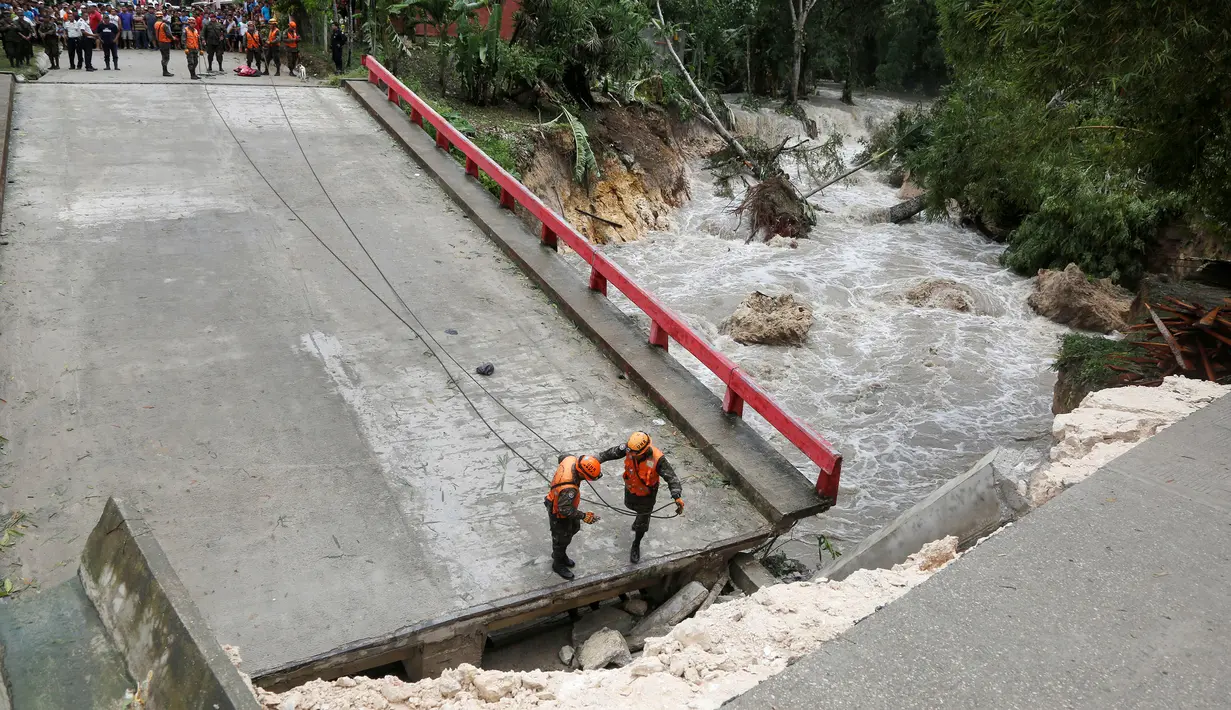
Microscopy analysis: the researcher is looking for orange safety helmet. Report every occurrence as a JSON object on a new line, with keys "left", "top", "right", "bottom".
{"left": 626, "top": 431, "right": 652, "bottom": 455}
{"left": 575, "top": 455, "right": 602, "bottom": 481}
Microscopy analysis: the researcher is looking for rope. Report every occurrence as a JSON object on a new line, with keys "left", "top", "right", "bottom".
{"left": 203, "top": 83, "right": 678, "bottom": 519}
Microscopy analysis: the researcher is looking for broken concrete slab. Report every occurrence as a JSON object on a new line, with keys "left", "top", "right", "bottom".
{"left": 628, "top": 581, "right": 708, "bottom": 649}
{"left": 729, "top": 553, "right": 778, "bottom": 595}
{"left": 78, "top": 497, "right": 260, "bottom": 710}
{"left": 817, "top": 448, "right": 1029, "bottom": 582}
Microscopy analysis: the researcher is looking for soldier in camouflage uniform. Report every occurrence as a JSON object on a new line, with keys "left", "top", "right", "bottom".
{"left": 37, "top": 16, "right": 59, "bottom": 70}
{"left": 203, "top": 13, "right": 224, "bottom": 73}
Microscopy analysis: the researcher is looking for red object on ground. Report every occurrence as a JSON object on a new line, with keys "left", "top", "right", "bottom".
{"left": 360, "top": 56, "right": 843, "bottom": 502}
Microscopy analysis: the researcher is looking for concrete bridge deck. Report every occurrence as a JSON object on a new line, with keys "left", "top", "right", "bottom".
{"left": 0, "top": 61, "right": 780, "bottom": 684}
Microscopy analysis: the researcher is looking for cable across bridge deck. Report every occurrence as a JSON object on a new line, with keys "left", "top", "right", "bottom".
{"left": 203, "top": 80, "right": 677, "bottom": 520}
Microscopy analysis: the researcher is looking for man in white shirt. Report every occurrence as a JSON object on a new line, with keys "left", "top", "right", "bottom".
{"left": 64, "top": 10, "right": 84, "bottom": 69}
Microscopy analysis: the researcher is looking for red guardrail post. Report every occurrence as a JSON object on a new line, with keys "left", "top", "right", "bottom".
{"left": 648, "top": 320, "right": 669, "bottom": 350}
{"left": 387, "top": 85, "right": 399, "bottom": 104}
{"left": 588, "top": 266, "right": 608, "bottom": 295}
{"left": 435, "top": 131, "right": 450, "bottom": 152}
{"left": 499, "top": 188, "right": 516, "bottom": 210}
{"left": 410, "top": 108, "right": 424, "bottom": 126}
{"left": 465, "top": 157, "right": 479, "bottom": 178}
{"left": 722, "top": 386, "right": 745, "bottom": 416}
{"left": 540, "top": 224, "right": 558, "bottom": 250}
{"left": 817, "top": 460, "right": 841, "bottom": 500}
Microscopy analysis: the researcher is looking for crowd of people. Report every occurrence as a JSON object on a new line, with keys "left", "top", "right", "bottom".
{"left": 0, "top": 1, "right": 348, "bottom": 78}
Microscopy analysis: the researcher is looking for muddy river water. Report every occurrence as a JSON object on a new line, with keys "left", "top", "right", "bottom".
{"left": 574, "top": 88, "right": 1067, "bottom": 558}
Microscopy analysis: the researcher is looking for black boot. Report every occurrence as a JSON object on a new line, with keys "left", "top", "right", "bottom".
{"left": 630, "top": 532, "right": 644, "bottom": 564}
{"left": 563, "top": 555, "right": 576, "bottom": 568}
{"left": 552, "top": 559, "right": 574, "bottom": 580}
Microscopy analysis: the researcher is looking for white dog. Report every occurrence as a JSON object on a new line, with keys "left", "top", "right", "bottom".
{"left": 294, "top": 64, "right": 308, "bottom": 81}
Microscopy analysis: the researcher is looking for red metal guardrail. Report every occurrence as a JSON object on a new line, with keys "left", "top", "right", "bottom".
{"left": 362, "top": 55, "right": 843, "bottom": 501}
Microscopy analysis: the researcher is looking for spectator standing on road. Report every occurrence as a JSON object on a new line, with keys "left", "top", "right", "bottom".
{"left": 168, "top": 10, "right": 179, "bottom": 49}
{"left": 260, "top": 2, "right": 269, "bottom": 22}
{"left": 131, "top": 6, "right": 144, "bottom": 48}
{"left": 117, "top": 4, "right": 131, "bottom": 47}
{"left": 86, "top": 1, "right": 100, "bottom": 50}
{"left": 142, "top": 4, "right": 153, "bottom": 49}
{"left": 329, "top": 21, "right": 345, "bottom": 73}
{"left": 97, "top": 10, "right": 116, "bottom": 69}
{"left": 225, "top": 13, "right": 237, "bottom": 51}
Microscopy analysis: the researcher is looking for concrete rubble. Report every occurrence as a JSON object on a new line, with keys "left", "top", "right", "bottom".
{"left": 1028, "top": 375, "right": 1229, "bottom": 505}
{"left": 248, "top": 537, "right": 960, "bottom": 710}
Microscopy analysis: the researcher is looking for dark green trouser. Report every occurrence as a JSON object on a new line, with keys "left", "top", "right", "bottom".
{"left": 186, "top": 48, "right": 198, "bottom": 76}
{"left": 547, "top": 505, "right": 580, "bottom": 563}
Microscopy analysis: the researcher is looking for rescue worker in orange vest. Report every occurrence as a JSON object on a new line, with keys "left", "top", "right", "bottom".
{"left": 183, "top": 22, "right": 201, "bottom": 80}
{"left": 244, "top": 23, "right": 262, "bottom": 70}
{"left": 153, "top": 11, "right": 174, "bottom": 77}
{"left": 264, "top": 18, "right": 281, "bottom": 76}
{"left": 597, "top": 432, "right": 683, "bottom": 563}
{"left": 544, "top": 454, "right": 603, "bottom": 580}
{"left": 284, "top": 19, "right": 300, "bottom": 72}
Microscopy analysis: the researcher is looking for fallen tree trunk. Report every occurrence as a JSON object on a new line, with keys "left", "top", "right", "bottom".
{"left": 865, "top": 193, "right": 927, "bottom": 224}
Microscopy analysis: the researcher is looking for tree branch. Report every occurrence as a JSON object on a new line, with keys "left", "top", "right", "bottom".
{"left": 655, "top": 0, "right": 749, "bottom": 161}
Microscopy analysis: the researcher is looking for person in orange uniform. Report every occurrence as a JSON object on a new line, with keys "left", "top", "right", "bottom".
{"left": 544, "top": 454, "right": 603, "bottom": 580}
{"left": 183, "top": 21, "right": 201, "bottom": 80}
{"left": 153, "top": 11, "right": 174, "bottom": 77}
{"left": 263, "top": 17, "right": 281, "bottom": 76}
{"left": 597, "top": 432, "right": 684, "bottom": 563}
{"left": 283, "top": 19, "right": 300, "bottom": 71}
{"left": 244, "top": 22, "right": 262, "bottom": 71}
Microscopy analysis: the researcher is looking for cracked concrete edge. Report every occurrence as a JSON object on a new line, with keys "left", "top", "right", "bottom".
{"left": 254, "top": 526, "right": 770, "bottom": 691}
{"left": 342, "top": 78, "right": 828, "bottom": 527}
{"left": 78, "top": 497, "right": 260, "bottom": 710}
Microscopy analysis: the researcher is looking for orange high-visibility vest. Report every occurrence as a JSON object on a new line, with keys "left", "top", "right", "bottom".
{"left": 545, "top": 457, "right": 580, "bottom": 518}
{"left": 245, "top": 30, "right": 260, "bottom": 49}
{"left": 266, "top": 28, "right": 279, "bottom": 46}
{"left": 184, "top": 27, "right": 199, "bottom": 51}
{"left": 285, "top": 26, "right": 299, "bottom": 48}
{"left": 623, "top": 446, "right": 663, "bottom": 497}
{"left": 154, "top": 20, "right": 173, "bottom": 44}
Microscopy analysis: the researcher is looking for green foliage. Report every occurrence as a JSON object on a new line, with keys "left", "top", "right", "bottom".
{"left": 904, "top": 0, "right": 1231, "bottom": 285}
{"left": 1053, "top": 333, "right": 1144, "bottom": 390}
{"left": 512, "top": 0, "right": 651, "bottom": 104}
{"left": 561, "top": 107, "right": 599, "bottom": 184}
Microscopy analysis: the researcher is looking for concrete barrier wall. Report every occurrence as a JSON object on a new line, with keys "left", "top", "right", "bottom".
{"left": 79, "top": 497, "right": 261, "bottom": 710}
{"left": 818, "top": 449, "right": 1030, "bottom": 581}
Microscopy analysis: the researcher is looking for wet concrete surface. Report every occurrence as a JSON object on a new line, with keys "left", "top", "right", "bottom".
{"left": 0, "top": 82, "right": 764, "bottom": 676}
{"left": 0, "top": 577, "right": 132, "bottom": 710}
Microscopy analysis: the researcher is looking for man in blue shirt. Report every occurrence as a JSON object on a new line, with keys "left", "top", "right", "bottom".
{"left": 260, "top": 3, "right": 270, "bottom": 21}
{"left": 118, "top": 5, "right": 132, "bottom": 49}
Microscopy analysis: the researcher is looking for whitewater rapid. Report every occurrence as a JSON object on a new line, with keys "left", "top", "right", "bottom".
{"left": 575, "top": 88, "right": 1067, "bottom": 553}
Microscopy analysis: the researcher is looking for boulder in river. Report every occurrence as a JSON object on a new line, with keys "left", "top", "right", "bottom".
{"left": 1028, "top": 264, "right": 1133, "bottom": 333}
{"left": 904, "top": 278, "right": 977, "bottom": 313}
{"left": 720, "top": 291, "right": 814, "bottom": 346}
